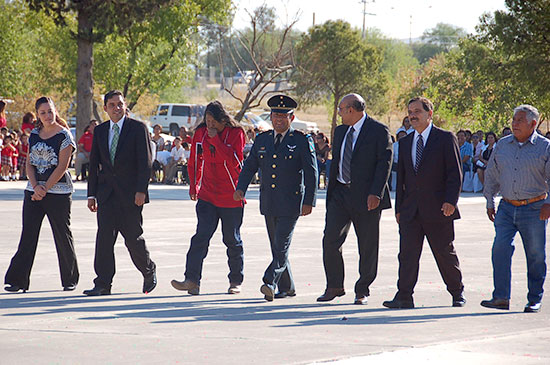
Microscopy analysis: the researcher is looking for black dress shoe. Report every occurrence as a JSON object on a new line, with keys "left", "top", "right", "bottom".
{"left": 63, "top": 285, "right": 77, "bottom": 291}
{"left": 274, "top": 290, "right": 296, "bottom": 299}
{"left": 524, "top": 302, "right": 542, "bottom": 313}
{"left": 83, "top": 287, "right": 111, "bottom": 296}
{"left": 354, "top": 295, "right": 368, "bottom": 305}
{"left": 317, "top": 288, "right": 345, "bottom": 302}
{"left": 452, "top": 295, "right": 466, "bottom": 307}
{"left": 4, "top": 285, "right": 27, "bottom": 293}
{"left": 382, "top": 297, "right": 414, "bottom": 309}
{"left": 480, "top": 298, "right": 509, "bottom": 310}
{"left": 143, "top": 270, "right": 157, "bottom": 294}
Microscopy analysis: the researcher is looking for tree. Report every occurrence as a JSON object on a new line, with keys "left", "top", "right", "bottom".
{"left": 93, "top": 0, "right": 232, "bottom": 109}
{"left": 412, "top": 23, "right": 467, "bottom": 64}
{"left": 220, "top": 5, "right": 299, "bottom": 121}
{"left": 26, "top": 0, "right": 174, "bottom": 139}
{"left": 294, "top": 20, "right": 386, "bottom": 137}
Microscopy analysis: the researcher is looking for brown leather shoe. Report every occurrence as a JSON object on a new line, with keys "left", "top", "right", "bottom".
{"left": 354, "top": 295, "right": 368, "bottom": 305}
{"left": 480, "top": 298, "right": 509, "bottom": 310}
{"left": 317, "top": 288, "right": 345, "bottom": 302}
{"left": 171, "top": 279, "right": 200, "bottom": 295}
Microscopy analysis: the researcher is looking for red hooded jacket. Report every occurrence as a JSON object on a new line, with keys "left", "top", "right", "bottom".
{"left": 188, "top": 125, "right": 245, "bottom": 208}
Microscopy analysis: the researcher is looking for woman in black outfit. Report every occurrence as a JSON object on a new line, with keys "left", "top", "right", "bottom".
{"left": 476, "top": 131, "right": 497, "bottom": 185}
{"left": 4, "top": 97, "right": 79, "bottom": 293}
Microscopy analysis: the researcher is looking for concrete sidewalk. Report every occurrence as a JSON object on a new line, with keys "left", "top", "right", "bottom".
{"left": 0, "top": 181, "right": 548, "bottom": 364}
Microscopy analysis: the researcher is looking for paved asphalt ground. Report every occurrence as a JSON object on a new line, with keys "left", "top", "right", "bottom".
{"left": 0, "top": 181, "right": 549, "bottom": 364}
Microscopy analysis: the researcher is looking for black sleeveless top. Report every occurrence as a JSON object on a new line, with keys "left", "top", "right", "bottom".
{"left": 25, "top": 128, "right": 75, "bottom": 194}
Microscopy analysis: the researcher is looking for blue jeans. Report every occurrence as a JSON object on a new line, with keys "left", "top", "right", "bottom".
{"left": 184, "top": 199, "right": 244, "bottom": 285}
{"left": 492, "top": 200, "right": 547, "bottom": 303}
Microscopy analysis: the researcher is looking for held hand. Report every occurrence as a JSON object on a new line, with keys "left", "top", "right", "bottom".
{"left": 87, "top": 198, "right": 97, "bottom": 212}
{"left": 207, "top": 128, "right": 218, "bottom": 138}
{"left": 367, "top": 195, "right": 381, "bottom": 211}
{"left": 486, "top": 208, "right": 496, "bottom": 222}
{"left": 540, "top": 204, "right": 550, "bottom": 220}
{"left": 189, "top": 193, "right": 197, "bottom": 201}
{"left": 233, "top": 190, "right": 245, "bottom": 201}
{"left": 395, "top": 212, "right": 400, "bottom": 224}
{"left": 301, "top": 204, "right": 313, "bottom": 216}
{"left": 31, "top": 192, "right": 43, "bottom": 201}
{"left": 34, "top": 184, "right": 47, "bottom": 198}
{"left": 441, "top": 202, "right": 456, "bottom": 216}
{"left": 135, "top": 192, "right": 146, "bottom": 206}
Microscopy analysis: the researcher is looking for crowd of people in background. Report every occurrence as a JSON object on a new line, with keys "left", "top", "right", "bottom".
{"left": 1, "top": 97, "right": 550, "bottom": 193}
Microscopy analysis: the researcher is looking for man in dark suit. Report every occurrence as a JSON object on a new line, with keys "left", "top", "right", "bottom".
{"left": 317, "top": 94, "right": 393, "bottom": 305}
{"left": 83, "top": 90, "right": 156, "bottom": 296}
{"left": 234, "top": 94, "right": 317, "bottom": 301}
{"left": 383, "top": 96, "right": 465, "bottom": 309}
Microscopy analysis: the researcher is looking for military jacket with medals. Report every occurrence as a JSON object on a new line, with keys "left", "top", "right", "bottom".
{"left": 236, "top": 128, "right": 318, "bottom": 217}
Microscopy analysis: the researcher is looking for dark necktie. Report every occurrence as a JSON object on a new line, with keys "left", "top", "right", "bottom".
{"left": 414, "top": 134, "right": 424, "bottom": 173}
{"left": 341, "top": 127, "right": 354, "bottom": 183}
{"left": 110, "top": 123, "right": 120, "bottom": 164}
{"left": 274, "top": 133, "right": 282, "bottom": 149}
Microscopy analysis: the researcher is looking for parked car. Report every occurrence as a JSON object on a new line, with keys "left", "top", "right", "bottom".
{"left": 257, "top": 111, "right": 319, "bottom": 134}
{"left": 233, "top": 70, "right": 255, "bottom": 84}
{"left": 151, "top": 103, "right": 206, "bottom": 136}
{"left": 241, "top": 112, "right": 272, "bottom": 131}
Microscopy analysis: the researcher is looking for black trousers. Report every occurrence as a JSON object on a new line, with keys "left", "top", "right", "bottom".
{"left": 4, "top": 191, "right": 79, "bottom": 290}
{"left": 322, "top": 183, "right": 381, "bottom": 296}
{"left": 93, "top": 196, "right": 155, "bottom": 289}
{"left": 396, "top": 214, "right": 463, "bottom": 300}
{"left": 263, "top": 215, "right": 298, "bottom": 292}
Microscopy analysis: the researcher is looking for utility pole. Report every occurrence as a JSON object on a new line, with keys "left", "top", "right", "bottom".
{"left": 409, "top": 14, "right": 412, "bottom": 45}
{"left": 360, "top": 0, "right": 376, "bottom": 39}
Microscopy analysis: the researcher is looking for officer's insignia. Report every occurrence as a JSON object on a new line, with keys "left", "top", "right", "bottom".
{"left": 260, "top": 146, "right": 266, "bottom": 150}
{"left": 287, "top": 144, "right": 296, "bottom": 152}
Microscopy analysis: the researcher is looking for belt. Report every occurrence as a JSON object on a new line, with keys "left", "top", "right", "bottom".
{"left": 337, "top": 181, "right": 351, "bottom": 188}
{"left": 503, "top": 193, "right": 547, "bottom": 207}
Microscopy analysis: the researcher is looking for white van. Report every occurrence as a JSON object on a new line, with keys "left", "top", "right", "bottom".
{"left": 151, "top": 103, "right": 206, "bottom": 135}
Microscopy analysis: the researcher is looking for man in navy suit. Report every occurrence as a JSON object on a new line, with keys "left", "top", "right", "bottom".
{"left": 317, "top": 94, "right": 393, "bottom": 305}
{"left": 234, "top": 94, "right": 317, "bottom": 301}
{"left": 383, "top": 96, "right": 465, "bottom": 309}
{"left": 83, "top": 90, "right": 156, "bottom": 296}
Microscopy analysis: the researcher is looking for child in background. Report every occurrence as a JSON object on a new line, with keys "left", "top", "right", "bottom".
{"left": 1, "top": 135, "right": 16, "bottom": 181}
{"left": 18, "top": 134, "right": 29, "bottom": 180}
{"left": 10, "top": 133, "right": 19, "bottom": 180}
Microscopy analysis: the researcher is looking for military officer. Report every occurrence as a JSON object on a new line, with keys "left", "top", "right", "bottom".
{"left": 234, "top": 94, "right": 318, "bottom": 301}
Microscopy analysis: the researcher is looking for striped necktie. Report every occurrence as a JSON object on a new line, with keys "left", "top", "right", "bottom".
{"left": 414, "top": 134, "right": 424, "bottom": 173}
{"left": 341, "top": 127, "right": 354, "bottom": 183}
{"left": 110, "top": 123, "right": 120, "bottom": 164}
{"left": 274, "top": 133, "right": 282, "bottom": 149}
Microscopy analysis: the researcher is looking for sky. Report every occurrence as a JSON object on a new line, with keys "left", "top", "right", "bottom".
{"left": 234, "top": 0, "right": 507, "bottom": 40}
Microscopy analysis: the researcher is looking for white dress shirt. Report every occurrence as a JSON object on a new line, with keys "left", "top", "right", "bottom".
{"left": 411, "top": 122, "right": 432, "bottom": 168}
{"left": 337, "top": 113, "right": 366, "bottom": 184}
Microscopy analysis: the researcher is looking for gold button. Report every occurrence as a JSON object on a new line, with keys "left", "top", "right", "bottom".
{"left": 260, "top": 155, "right": 264, "bottom": 159}
{"left": 272, "top": 164, "right": 276, "bottom": 168}
{"left": 289, "top": 155, "right": 293, "bottom": 159}
{"left": 272, "top": 174, "right": 276, "bottom": 178}
{"left": 271, "top": 184, "right": 276, "bottom": 188}
{"left": 273, "top": 154, "right": 277, "bottom": 158}
{"left": 295, "top": 191, "right": 299, "bottom": 195}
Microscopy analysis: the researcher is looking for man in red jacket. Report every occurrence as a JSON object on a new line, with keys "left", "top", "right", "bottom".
{"left": 171, "top": 101, "right": 246, "bottom": 295}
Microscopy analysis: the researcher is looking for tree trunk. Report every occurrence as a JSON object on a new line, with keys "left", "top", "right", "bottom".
{"left": 330, "top": 94, "right": 340, "bottom": 142}
{"left": 75, "top": 9, "right": 94, "bottom": 143}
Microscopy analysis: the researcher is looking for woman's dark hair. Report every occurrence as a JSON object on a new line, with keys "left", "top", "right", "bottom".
{"left": 485, "top": 131, "right": 498, "bottom": 144}
{"left": 0, "top": 100, "right": 6, "bottom": 118}
{"left": 35, "top": 97, "right": 69, "bottom": 130}
{"left": 23, "top": 112, "right": 36, "bottom": 125}
{"left": 195, "top": 100, "right": 242, "bottom": 130}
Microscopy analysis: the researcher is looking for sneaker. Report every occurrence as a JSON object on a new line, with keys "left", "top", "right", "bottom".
{"left": 171, "top": 279, "right": 200, "bottom": 295}
{"left": 228, "top": 283, "right": 241, "bottom": 294}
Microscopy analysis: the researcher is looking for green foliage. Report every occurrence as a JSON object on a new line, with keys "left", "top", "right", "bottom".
{"left": 294, "top": 20, "right": 387, "bottom": 133}
{"left": 412, "top": 23, "right": 467, "bottom": 64}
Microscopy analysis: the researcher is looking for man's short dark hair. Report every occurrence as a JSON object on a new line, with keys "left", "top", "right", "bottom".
{"left": 104, "top": 90, "right": 124, "bottom": 106}
{"left": 408, "top": 97, "right": 433, "bottom": 112}
{"left": 350, "top": 99, "right": 365, "bottom": 112}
